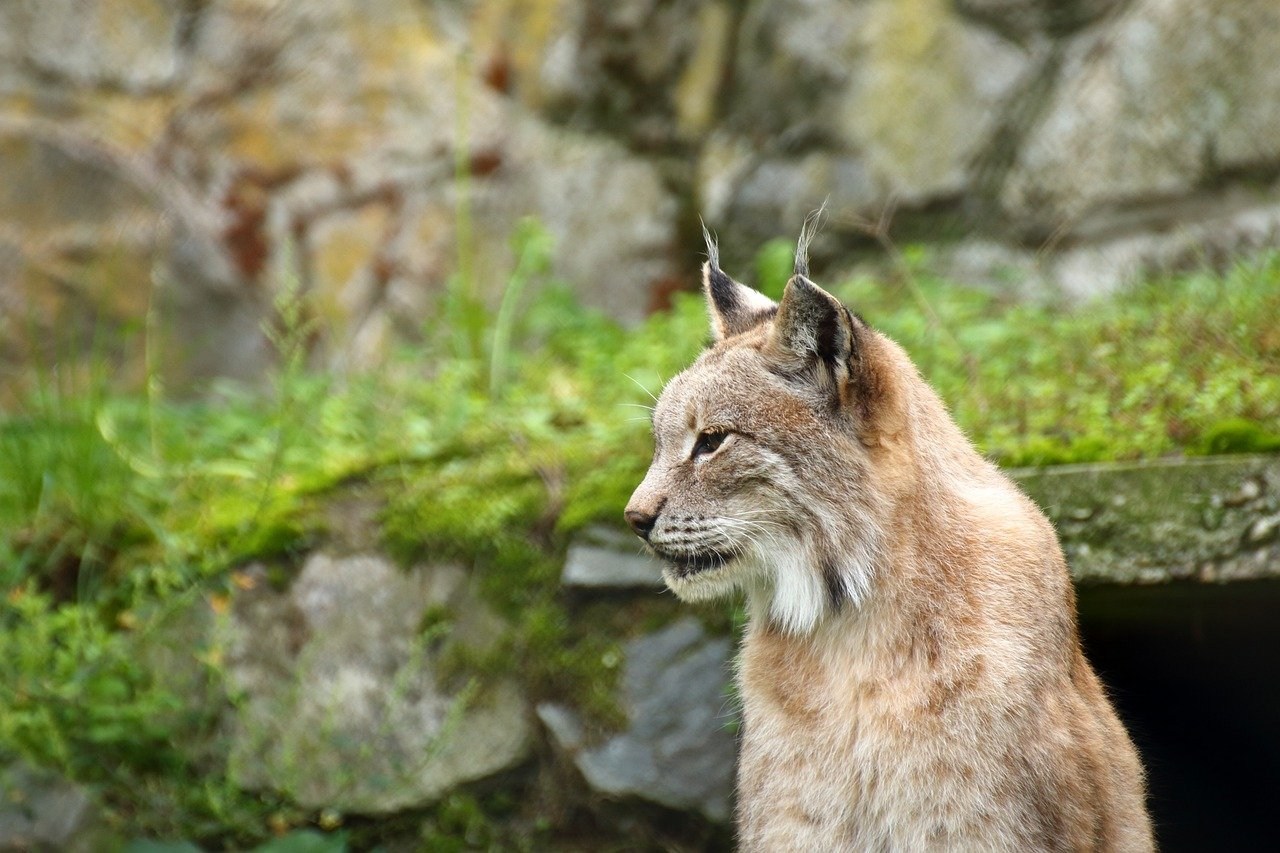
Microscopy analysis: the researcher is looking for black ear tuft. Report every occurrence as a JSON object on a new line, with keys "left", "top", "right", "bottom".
{"left": 701, "top": 223, "right": 778, "bottom": 341}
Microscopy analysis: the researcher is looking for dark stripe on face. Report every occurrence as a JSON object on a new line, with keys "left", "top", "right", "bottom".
{"left": 752, "top": 476, "right": 843, "bottom": 609}
{"left": 821, "top": 557, "right": 846, "bottom": 611}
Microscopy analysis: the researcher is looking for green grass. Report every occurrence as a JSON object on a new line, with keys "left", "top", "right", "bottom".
{"left": 0, "top": 242, "right": 1277, "bottom": 845}
{"left": 835, "top": 250, "right": 1280, "bottom": 466}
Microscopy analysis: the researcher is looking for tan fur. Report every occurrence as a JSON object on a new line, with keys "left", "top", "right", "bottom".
{"left": 625, "top": 253, "right": 1152, "bottom": 851}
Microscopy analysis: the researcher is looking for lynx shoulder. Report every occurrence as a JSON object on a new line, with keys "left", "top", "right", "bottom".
{"left": 624, "top": 230, "right": 1153, "bottom": 851}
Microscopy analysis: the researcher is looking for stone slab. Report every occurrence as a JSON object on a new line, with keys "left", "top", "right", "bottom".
{"left": 1013, "top": 455, "right": 1280, "bottom": 585}
{"left": 562, "top": 526, "right": 665, "bottom": 589}
{"left": 539, "top": 617, "right": 737, "bottom": 823}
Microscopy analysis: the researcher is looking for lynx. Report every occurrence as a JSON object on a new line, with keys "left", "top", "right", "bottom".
{"left": 624, "top": 228, "right": 1153, "bottom": 851}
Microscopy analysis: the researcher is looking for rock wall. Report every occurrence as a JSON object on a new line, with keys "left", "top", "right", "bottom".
{"left": 2, "top": 0, "right": 1279, "bottom": 388}
{"left": 0, "top": 0, "right": 680, "bottom": 390}
{"left": 156, "top": 457, "right": 1280, "bottom": 830}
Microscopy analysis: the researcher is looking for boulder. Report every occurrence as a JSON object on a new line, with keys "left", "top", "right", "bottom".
{"left": 508, "top": 117, "right": 679, "bottom": 324}
{"left": 1001, "top": 0, "right": 1280, "bottom": 236}
{"left": 223, "top": 552, "right": 531, "bottom": 813}
{"left": 0, "top": 762, "right": 110, "bottom": 853}
{"left": 540, "top": 617, "right": 737, "bottom": 822}
{"left": 840, "top": 0, "right": 1032, "bottom": 204}
{"left": 710, "top": 0, "right": 1033, "bottom": 243}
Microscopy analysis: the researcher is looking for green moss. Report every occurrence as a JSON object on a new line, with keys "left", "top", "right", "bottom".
{"left": 1012, "top": 455, "right": 1280, "bottom": 584}
{"left": 996, "top": 435, "right": 1114, "bottom": 469}
{"left": 1192, "top": 418, "right": 1280, "bottom": 455}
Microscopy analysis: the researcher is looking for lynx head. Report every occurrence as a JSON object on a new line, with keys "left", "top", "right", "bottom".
{"left": 625, "top": 226, "right": 922, "bottom": 634}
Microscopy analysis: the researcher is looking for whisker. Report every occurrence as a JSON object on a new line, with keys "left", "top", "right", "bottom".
{"left": 717, "top": 516, "right": 788, "bottom": 535}
{"left": 623, "top": 372, "right": 659, "bottom": 403}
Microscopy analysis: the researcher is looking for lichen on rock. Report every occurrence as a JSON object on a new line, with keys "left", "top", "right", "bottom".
{"left": 223, "top": 552, "right": 531, "bottom": 814}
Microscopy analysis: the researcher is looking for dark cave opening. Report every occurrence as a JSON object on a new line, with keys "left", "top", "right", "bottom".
{"left": 1078, "top": 581, "right": 1280, "bottom": 852}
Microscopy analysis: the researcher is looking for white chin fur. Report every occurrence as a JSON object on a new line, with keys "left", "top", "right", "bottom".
{"left": 662, "top": 561, "right": 742, "bottom": 602}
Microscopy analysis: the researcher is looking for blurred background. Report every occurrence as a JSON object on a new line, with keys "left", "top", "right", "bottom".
{"left": 1, "top": 1, "right": 1278, "bottom": 851}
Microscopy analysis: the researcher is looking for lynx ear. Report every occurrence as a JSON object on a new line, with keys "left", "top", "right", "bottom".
{"left": 767, "top": 274, "right": 861, "bottom": 386}
{"left": 702, "top": 225, "right": 777, "bottom": 341}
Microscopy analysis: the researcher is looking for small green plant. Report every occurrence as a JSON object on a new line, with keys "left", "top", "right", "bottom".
{"left": 0, "top": 367, "right": 158, "bottom": 599}
{"left": 0, "top": 587, "right": 183, "bottom": 775}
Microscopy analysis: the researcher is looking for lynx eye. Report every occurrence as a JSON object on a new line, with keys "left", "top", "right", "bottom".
{"left": 691, "top": 430, "right": 729, "bottom": 460}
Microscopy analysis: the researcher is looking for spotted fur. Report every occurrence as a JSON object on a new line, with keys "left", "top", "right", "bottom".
{"left": 625, "top": 237, "right": 1153, "bottom": 851}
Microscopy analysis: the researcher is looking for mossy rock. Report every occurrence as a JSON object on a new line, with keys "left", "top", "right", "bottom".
{"left": 1013, "top": 455, "right": 1280, "bottom": 585}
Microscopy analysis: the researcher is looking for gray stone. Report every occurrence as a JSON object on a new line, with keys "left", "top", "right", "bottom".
{"left": 541, "top": 618, "right": 737, "bottom": 822}
{"left": 711, "top": 151, "right": 883, "bottom": 249}
{"left": 715, "top": 0, "right": 1033, "bottom": 241}
{"left": 729, "top": 0, "right": 869, "bottom": 139}
{"left": 471, "top": 0, "right": 719, "bottom": 143}
{"left": 931, "top": 197, "right": 1280, "bottom": 302}
{"left": 1012, "top": 455, "right": 1280, "bottom": 585}
{"left": 1001, "top": 0, "right": 1280, "bottom": 234}
{"left": 563, "top": 526, "right": 665, "bottom": 589}
{"left": 223, "top": 552, "right": 531, "bottom": 814}
{"left": 0, "top": 763, "right": 107, "bottom": 853}
{"left": 535, "top": 702, "right": 586, "bottom": 751}
{"left": 1045, "top": 200, "right": 1280, "bottom": 300}
{"left": 7, "top": 0, "right": 184, "bottom": 92}
{"left": 839, "top": 4, "right": 1033, "bottom": 204}
{"left": 1244, "top": 514, "right": 1280, "bottom": 548}
{"left": 516, "top": 119, "right": 679, "bottom": 324}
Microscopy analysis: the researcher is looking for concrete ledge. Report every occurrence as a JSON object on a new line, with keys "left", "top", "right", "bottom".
{"left": 1012, "top": 455, "right": 1280, "bottom": 585}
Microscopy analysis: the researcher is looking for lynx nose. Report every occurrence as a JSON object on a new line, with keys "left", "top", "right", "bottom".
{"left": 624, "top": 508, "right": 658, "bottom": 540}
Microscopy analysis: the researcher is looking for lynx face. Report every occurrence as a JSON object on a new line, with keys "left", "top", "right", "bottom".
{"left": 626, "top": 238, "right": 894, "bottom": 634}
